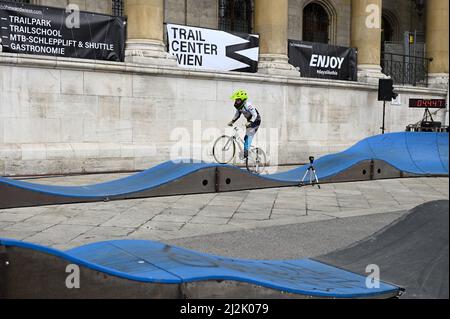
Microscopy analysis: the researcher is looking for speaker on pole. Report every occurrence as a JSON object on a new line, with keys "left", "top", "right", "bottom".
{"left": 378, "top": 79, "right": 398, "bottom": 101}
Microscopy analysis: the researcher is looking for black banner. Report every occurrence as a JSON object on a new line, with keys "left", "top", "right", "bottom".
{"left": 288, "top": 40, "right": 357, "bottom": 81}
{"left": 0, "top": 1, "right": 126, "bottom": 62}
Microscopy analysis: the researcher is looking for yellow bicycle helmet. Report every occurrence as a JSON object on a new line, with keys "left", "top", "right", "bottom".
{"left": 230, "top": 90, "right": 248, "bottom": 102}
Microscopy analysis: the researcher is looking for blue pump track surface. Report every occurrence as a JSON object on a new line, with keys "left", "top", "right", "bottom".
{"left": 268, "top": 131, "right": 449, "bottom": 182}
{"left": 0, "top": 238, "right": 402, "bottom": 299}
{"left": 0, "top": 132, "right": 448, "bottom": 209}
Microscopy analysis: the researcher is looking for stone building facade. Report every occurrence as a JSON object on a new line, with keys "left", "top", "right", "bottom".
{"left": 0, "top": 0, "right": 448, "bottom": 176}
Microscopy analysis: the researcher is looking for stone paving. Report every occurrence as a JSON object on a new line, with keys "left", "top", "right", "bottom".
{"left": 0, "top": 172, "right": 448, "bottom": 251}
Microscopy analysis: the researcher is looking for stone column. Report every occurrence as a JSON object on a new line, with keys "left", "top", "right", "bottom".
{"left": 426, "top": 0, "right": 449, "bottom": 89}
{"left": 351, "top": 0, "right": 386, "bottom": 83}
{"left": 254, "top": 0, "right": 299, "bottom": 76}
{"left": 124, "top": 0, "right": 176, "bottom": 65}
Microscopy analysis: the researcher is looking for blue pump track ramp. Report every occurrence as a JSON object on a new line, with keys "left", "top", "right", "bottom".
{"left": 2, "top": 201, "right": 446, "bottom": 299}
{"left": 0, "top": 132, "right": 448, "bottom": 209}
{"left": 0, "top": 237, "right": 403, "bottom": 299}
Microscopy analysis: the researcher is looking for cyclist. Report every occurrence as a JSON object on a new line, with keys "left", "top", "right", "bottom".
{"left": 228, "top": 90, "right": 262, "bottom": 159}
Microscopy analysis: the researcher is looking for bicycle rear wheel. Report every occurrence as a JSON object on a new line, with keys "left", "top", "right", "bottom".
{"left": 246, "top": 148, "right": 267, "bottom": 174}
{"left": 213, "top": 136, "right": 236, "bottom": 164}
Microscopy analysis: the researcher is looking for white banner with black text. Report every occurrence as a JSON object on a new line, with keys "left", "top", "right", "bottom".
{"left": 167, "top": 23, "right": 259, "bottom": 73}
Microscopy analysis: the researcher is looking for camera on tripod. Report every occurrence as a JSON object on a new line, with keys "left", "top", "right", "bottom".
{"left": 300, "top": 156, "right": 321, "bottom": 189}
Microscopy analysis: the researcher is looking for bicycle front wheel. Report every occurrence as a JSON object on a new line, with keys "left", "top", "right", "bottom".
{"left": 246, "top": 148, "right": 267, "bottom": 174}
{"left": 213, "top": 136, "right": 236, "bottom": 164}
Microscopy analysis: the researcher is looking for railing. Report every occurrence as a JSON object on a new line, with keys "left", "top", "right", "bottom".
{"left": 219, "top": 0, "right": 254, "bottom": 34}
{"left": 112, "top": 0, "right": 124, "bottom": 17}
{"left": 381, "top": 52, "right": 431, "bottom": 87}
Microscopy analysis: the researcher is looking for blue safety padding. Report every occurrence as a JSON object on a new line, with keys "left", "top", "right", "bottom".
{"left": 0, "top": 133, "right": 448, "bottom": 197}
{"left": 0, "top": 238, "right": 401, "bottom": 298}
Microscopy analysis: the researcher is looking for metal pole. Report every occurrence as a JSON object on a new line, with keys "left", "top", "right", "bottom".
{"left": 382, "top": 101, "right": 386, "bottom": 134}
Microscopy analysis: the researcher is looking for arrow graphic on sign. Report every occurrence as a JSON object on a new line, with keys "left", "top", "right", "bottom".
{"left": 226, "top": 34, "right": 260, "bottom": 72}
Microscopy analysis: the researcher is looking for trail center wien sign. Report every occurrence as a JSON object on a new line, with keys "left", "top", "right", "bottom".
{"left": 167, "top": 23, "right": 259, "bottom": 73}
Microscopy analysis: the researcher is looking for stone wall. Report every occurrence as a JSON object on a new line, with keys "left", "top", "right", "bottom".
{"left": 0, "top": 53, "right": 447, "bottom": 176}
{"left": 165, "top": 0, "right": 219, "bottom": 29}
{"left": 288, "top": 0, "right": 351, "bottom": 47}
{"left": 36, "top": 0, "right": 112, "bottom": 14}
{"left": 29, "top": 0, "right": 424, "bottom": 47}
{"left": 288, "top": 0, "right": 424, "bottom": 47}
{"left": 383, "top": 0, "right": 426, "bottom": 41}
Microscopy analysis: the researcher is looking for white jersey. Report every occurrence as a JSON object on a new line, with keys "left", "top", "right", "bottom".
{"left": 232, "top": 101, "right": 260, "bottom": 123}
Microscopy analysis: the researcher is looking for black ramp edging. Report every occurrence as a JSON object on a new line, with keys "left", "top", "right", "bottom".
{"left": 316, "top": 200, "right": 449, "bottom": 299}
{"left": 0, "top": 246, "right": 182, "bottom": 299}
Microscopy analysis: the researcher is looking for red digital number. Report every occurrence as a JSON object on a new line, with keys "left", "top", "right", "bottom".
{"left": 410, "top": 99, "right": 446, "bottom": 108}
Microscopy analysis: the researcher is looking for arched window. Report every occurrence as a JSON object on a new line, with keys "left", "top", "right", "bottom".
{"left": 381, "top": 16, "right": 394, "bottom": 54}
{"left": 112, "top": 0, "right": 124, "bottom": 17}
{"left": 219, "top": 0, "right": 253, "bottom": 34}
{"left": 302, "top": 2, "right": 329, "bottom": 44}
{"left": 381, "top": 10, "right": 400, "bottom": 43}
{"left": 381, "top": 10, "right": 401, "bottom": 55}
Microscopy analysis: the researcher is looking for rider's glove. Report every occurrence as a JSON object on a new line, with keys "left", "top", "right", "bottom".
{"left": 228, "top": 121, "right": 235, "bottom": 127}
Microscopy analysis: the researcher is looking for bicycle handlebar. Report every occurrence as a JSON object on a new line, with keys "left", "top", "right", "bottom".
{"left": 230, "top": 125, "right": 245, "bottom": 131}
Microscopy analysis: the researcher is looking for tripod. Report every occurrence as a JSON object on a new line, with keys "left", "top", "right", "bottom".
{"left": 422, "top": 108, "right": 435, "bottom": 123}
{"left": 300, "top": 156, "right": 321, "bottom": 189}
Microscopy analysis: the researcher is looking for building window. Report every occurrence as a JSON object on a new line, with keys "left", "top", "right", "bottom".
{"left": 112, "top": 0, "right": 124, "bottom": 17}
{"left": 382, "top": 16, "right": 394, "bottom": 44}
{"left": 219, "top": 0, "right": 253, "bottom": 34}
{"left": 302, "top": 2, "right": 329, "bottom": 44}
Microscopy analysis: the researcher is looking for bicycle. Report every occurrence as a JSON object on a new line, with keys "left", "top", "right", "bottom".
{"left": 212, "top": 126, "right": 267, "bottom": 174}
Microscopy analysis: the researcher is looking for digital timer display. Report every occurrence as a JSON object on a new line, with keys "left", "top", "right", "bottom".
{"left": 409, "top": 99, "right": 447, "bottom": 109}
